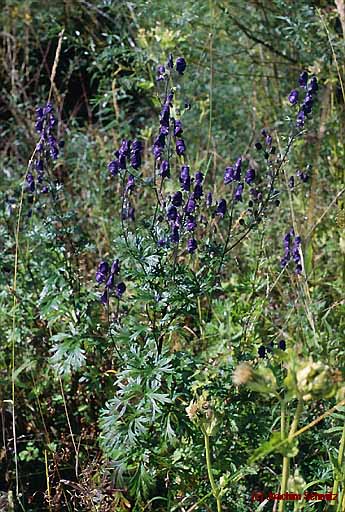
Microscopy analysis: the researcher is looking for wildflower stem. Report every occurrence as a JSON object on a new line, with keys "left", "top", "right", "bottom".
{"left": 279, "top": 398, "right": 303, "bottom": 512}
{"left": 331, "top": 418, "right": 345, "bottom": 508}
{"left": 204, "top": 432, "right": 222, "bottom": 512}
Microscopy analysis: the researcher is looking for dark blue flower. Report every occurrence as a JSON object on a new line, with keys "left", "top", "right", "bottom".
{"left": 106, "top": 273, "right": 115, "bottom": 289}
{"left": 172, "top": 191, "right": 183, "bottom": 207}
{"left": 296, "top": 110, "right": 305, "bottom": 127}
{"left": 234, "top": 183, "right": 244, "bottom": 202}
{"left": 245, "top": 168, "right": 255, "bottom": 185}
{"left": 160, "top": 160, "right": 170, "bottom": 178}
{"left": 255, "top": 142, "right": 262, "bottom": 151}
{"left": 288, "top": 176, "right": 295, "bottom": 189}
{"left": 119, "top": 139, "right": 131, "bottom": 157}
{"left": 279, "top": 339, "right": 286, "bottom": 350}
{"left": 187, "top": 238, "right": 197, "bottom": 254}
{"left": 171, "top": 225, "right": 180, "bottom": 243}
{"left": 100, "top": 289, "right": 108, "bottom": 305}
{"left": 193, "top": 183, "right": 203, "bottom": 200}
{"left": 167, "top": 205, "right": 178, "bottom": 221}
{"left": 206, "top": 192, "right": 212, "bottom": 207}
{"left": 265, "top": 135, "right": 272, "bottom": 146}
{"left": 288, "top": 89, "right": 299, "bottom": 105}
{"left": 108, "top": 159, "right": 119, "bottom": 176}
{"left": 126, "top": 174, "right": 135, "bottom": 193}
{"left": 185, "top": 196, "right": 196, "bottom": 214}
{"left": 186, "top": 216, "right": 197, "bottom": 231}
{"left": 215, "top": 199, "right": 227, "bottom": 217}
{"left": 176, "top": 138, "right": 186, "bottom": 156}
{"left": 195, "top": 171, "right": 204, "bottom": 184}
{"left": 298, "top": 70, "right": 308, "bottom": 88}
{"left": 116, "top": 282, "right": 126, "bottom": 298}
{"left": 156, "top": 64, "right": 165, "bottom": 81}
{"left": 111, "top": 259, "right": 120, "bottom": 275}
{"left": 233, "top": 157, "right": 242, "bottom": 180}
{"left": 258, "top": 346, "right": 266, "bottom": 358}
{"left": 224, "top": 166, "right": 235, "bottom": 184}
{"left": 174, "top": 119, "right": 183, "bottom": 136}
{"left": 175, "top": 57, "right": 186, "bottom": 75}
{"left": 307, "top": 76, "right": 318, "bottom": 94}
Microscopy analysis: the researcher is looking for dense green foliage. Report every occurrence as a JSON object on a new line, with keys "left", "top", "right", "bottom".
{"left": 1, "top": 1, "right": 345, "bottom": 511}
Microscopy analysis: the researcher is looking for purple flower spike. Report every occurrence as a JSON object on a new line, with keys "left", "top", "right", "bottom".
{"left": 186, "top": 216, "right": 197, "bottom": 231}
{"left": 108, "top": 160, "right": 119, "bottom": 176}
{"left": 171, "top": 225, "right": 180, "bottom": 243}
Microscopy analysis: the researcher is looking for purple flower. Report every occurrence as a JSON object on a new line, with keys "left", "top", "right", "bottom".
{"left": 279, "top": 340, "right": 286, "bottom": 350}
{"left": 160, "top": 160, "right": 170, "bottom": 178}
{"left": 156, "top": 64, "right": 165, "bottom": 81}
{"left": 307, "top": 76, "right": 318, "bottom": 94}
{"left": 234, "top": 183, "right": 244, "bottom": 202}
{"left": 108, "top": 159, "right": 119, "bottom": 176}
{"left": 180, "top": 165, "right": 190, "bottom": 190}
{"left": 187, "top": 238, "right": 197, "bottom": 254}
{"left": 172, "top": 191, "right": 183, "bottom": 207}
{"left": 288, "top": 176, "right": 295, "bottom": 189}
{"left": 185, "top": 196, "right": 196, "bottom": 214}
{"left": 98, "top": 261, "right": 110, "bottom": 274}
{"left": 255, "top": 142, "right": 262, "bottom": 151}
{"left": 131, "top": 151, "right": 141, "bottom": 169}
{"left": 288, "top": 89, "right": 299, "bottom": 105}
{"left": 175, "top": 57, "right": 186, "bottom": 75}
{"left": 171, "top": 225, "right": 180, "bottom": 243}
{"left": 186, "top": 216, "right": 197, "bottom": 231}
{"left": 195, "top": 171, "right": 204, "bottom": 184}
{"left": 265, "top": 135, "right": 272, "bottom": 146}
{"left": 167, "top": 205, "right": 178, "bottom": 221}
{"left": 100, "top": 290, "right": 108, "bottom": 305}
{"left": 111, "top": 259, "right": 120, "bottom": 275}
{"left": 193, "top": 183, "right": 203, "bottom": 200}
{"left": 245, "top": 168, "right": 255, "bottom": 184}
{"left": 206, "top": 192, "right": 212, "bottom": 207}
{"left": 298, "top": 70, "right": 308, "bottom": 88}
{"left": 296, "top": 110, "right": 305, "bottom": 128}
{"left": 224, "top": 166, "right": 235, "bottom": 184}
{"left": 258, "top": 346, "right": 266, "bottom": 358}
{"left": 176, "top": 139, "right": 186, "bottom": 156}
{"left": 174, "top": 119, "right": 183, "bottom": 136}
{"left": 116, "top": 282, "right": 126, "bottom": 298}
{"left": 215, "top": 199, "right": 227, "bottom": 217}
{"left": 106, "top": 273, "right": 115, "bottom": 289}
{"left": 126, "top": 174, "right": 135, "bottom": 193}
{"left": 295, "top": 264, "right": 302, "bottom": 274}
{"left": 233, "top": 157, "right": 242, "bottom": 180}
{"left": 160, "top": 104, "right": 170, "bottom": 127}
{"left": 119, "top": 139, "right": 131, "bottom": 157}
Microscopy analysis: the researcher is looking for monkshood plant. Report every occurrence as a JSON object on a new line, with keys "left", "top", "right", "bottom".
{"left": 97, "top": 54, "right": 325, "bottom": 508}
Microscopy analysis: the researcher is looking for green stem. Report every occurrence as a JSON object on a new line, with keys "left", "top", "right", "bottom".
{"left": 279, "top": 399, "right": 303, "bottom": 512}
{"left": 331, "top": 418, "right": 345, "bottom": 509}
{"left": 204, "top": 432, "right": 222, "bottom": 512}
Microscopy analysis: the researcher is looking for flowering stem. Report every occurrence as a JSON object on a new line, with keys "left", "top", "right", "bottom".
{"left": 331, "top": 417, "right": 345, "bottom": 509}
{"left": 204, "top": 432, "right": 222, "bottom": 512}
{"left": 279, "top": 398, "right": 303, "bottom": 512}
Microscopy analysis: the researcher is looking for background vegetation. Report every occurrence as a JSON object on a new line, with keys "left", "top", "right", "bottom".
{"left": 1, "top": 0, "right": 344, "bottom": 511}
